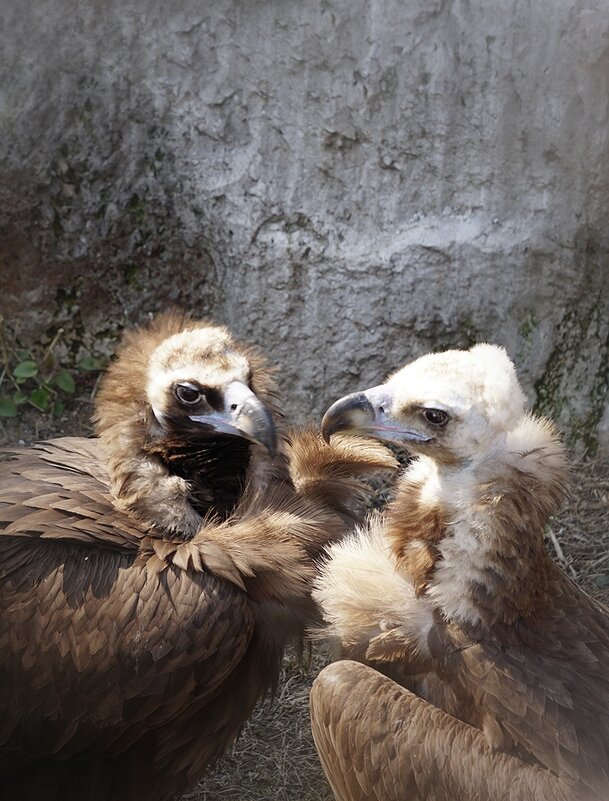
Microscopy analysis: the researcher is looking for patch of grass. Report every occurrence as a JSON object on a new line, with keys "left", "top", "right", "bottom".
{"left": 544, "top": 458, "right": 609, "bottom": 605}
{"left": 187, "top": 647, "right": 335, "bottom": 801}
{"left": 0, "top": 322, "right": 76, "bottom": 419}
{"left": 0, "top": 318, "right": 107, "bottom": 440}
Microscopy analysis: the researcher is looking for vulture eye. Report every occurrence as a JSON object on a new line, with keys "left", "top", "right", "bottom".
{"left": 423, "top": 408, "right": 449, "bottom": 427}
{"left": 175, "top": 383, "right": 204, "bottom": 406}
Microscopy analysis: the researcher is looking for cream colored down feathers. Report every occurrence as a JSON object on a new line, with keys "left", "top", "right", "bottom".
{"left": 315, "top": 343, "right": 563, "bottom": 633}
{"left": 310, "top": 343, "right": 609, "bottom": 801}
{"left": 386, "top": 343, "right": 527, "bottom": 454}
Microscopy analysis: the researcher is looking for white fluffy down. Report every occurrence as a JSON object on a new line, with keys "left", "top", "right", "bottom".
{"left": 313, "top": 515, "right": 434, "bottom": 656}
{"left": 388, "top": 343, "right": 526, "bottom": 433}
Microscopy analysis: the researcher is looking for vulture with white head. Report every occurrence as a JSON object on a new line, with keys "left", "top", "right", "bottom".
{"left": 311, "top": 344, "right": 609, "bottom": 801}
{"left": 0, "top": 313, "right": 395, "bottom": 801}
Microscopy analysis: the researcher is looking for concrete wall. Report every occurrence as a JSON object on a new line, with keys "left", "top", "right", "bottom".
{"left": 1, "top": 0, "right": 608, "bottom": 451}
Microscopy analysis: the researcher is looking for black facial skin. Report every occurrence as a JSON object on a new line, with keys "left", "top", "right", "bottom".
{"left": 146, "top": 383, "right": 252, "bottom": 525}
{"left": 173, "top": 383, "right": 224, "bottom": 414}
{"left": 154, "top": 432, "right": 251, "bottom": 523}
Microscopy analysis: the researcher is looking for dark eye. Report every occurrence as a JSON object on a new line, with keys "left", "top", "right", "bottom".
{"left": 175, "top": 383, "right": 203, "bottom": 405}
{"left": 423, "top": 408, "right": 449, "bottom": 427}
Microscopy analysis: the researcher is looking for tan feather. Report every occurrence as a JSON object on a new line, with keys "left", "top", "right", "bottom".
{"left": 312, "top": 345, "right": 609, "bottom": 801}
{"left": 0, "top": 314, "right": 395, "bottom": 801}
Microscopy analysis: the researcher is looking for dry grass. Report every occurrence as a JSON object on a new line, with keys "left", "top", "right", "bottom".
{"left": 186, "top": 648, "right": 335, "bottom": 801}
{"left": 545, "top": 458, "right": 609, "bottom": 605}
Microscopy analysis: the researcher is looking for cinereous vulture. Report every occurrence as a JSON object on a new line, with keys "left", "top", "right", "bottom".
{"left": 0, "top": 312, "right": 396, "bottom": 801}
{"left": 311, "top": 344, "right": 609, "bottom": 801}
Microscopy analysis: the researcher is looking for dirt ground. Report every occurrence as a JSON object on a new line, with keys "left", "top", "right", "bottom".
{"left": 1, "top": 401, "right": 608, "bottom": 801}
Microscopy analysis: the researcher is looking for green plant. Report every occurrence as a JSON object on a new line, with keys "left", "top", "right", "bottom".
{"left": 0, "top": 321, "right": 90, "bottom": 419}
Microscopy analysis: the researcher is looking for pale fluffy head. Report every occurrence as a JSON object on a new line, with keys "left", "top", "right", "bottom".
{"left": 388, "top": 344, "right": 525, "bottom": 431}
{"left": 146, "top": 326, "right": 251, "bottom": 419}
{"left": 385, "top": 343, "right": 526, "bottom": 459}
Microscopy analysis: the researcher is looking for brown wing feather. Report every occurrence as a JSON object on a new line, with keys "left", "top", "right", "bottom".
{"left": 287, "top": 429, "right": 397, "bottom": 525}
{"left": 0, "top": 439, "right": 143, "bottom": 548}
{"left": 0, "top": 417, "right": 395, "bottom": 800}
{"left": 0, "top": 440, "right": 254, "bottom": 800}
{"left": 0, "top": 428, "right": 390, "bottom": 800}
{"left": 458, "top": 574, "right": 609, "bottom": 797}
{"left": 311, "top": 660, "right": 584, "bottom": 801}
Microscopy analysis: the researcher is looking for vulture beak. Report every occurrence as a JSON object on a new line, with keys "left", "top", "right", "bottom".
{"left": 189, "top": 381, "right": 277, "bottom": 456}
{"left": 321, "top": 384, "right": 431, "bottom": 444}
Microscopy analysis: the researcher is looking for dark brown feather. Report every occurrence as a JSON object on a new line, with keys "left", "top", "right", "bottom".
{"left": 311, "top": 661, "right": 579, "bottom": 801}
{"left": 0, "top": 315, "right": 396, "bottom": 801}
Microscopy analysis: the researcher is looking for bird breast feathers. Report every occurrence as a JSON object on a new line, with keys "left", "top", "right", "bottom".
{"left": 313, "top": 518, "right": 435, "bottom": 663}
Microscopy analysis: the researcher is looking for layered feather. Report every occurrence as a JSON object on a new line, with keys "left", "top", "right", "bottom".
{"left": 312, "top": 348, "right": 609, "bottom": 801}
{"left": 0, "top": 314, "right": 395, "bottom": 801}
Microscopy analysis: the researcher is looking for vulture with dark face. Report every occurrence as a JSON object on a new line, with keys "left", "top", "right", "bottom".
{"left": 0, "top": 313, "right": 395, "bottom": 801}
{"left": 311, "top": 344, "right": 609, "bottom": 801}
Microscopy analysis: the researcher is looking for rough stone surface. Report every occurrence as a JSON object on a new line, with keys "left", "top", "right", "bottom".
{"left": 1, "top": 0, "right": 608, "bottom": 451}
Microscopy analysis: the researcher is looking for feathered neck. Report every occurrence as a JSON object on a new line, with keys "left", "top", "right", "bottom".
{"left": 142, "top": 417, "right": 253, "bottom": 522}
{"left": 93, "top": 313, "right": 288, "bottom": 538}
{"left": 387, "top": 414, "right": 570, "bottom": 630}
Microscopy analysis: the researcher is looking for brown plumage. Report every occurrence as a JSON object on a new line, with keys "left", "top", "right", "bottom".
{"left": 0, "top": 313, "right": 396, "bottom": 801}
{"left": 311, "top": 344, "right": 609, "bottom": 801}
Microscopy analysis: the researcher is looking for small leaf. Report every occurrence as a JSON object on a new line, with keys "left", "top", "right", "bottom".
{"left": 13, "top": 360, "right": 38, "bottom": 379}
{"left": 53, "top": 400, "right": 65, "bottom": 418}
{"left": 594, "top": 574, "right": 609, "bottom": 588}
{"left": 12, "top": 390, "right": 28, "bottom": 406}
{"left": 78, "top": 356, "right": 100, "bottom": 371}
{"left": 30, "top": 387, "right": 50, "bottom": 410}
{"left": 55, "top": 369, "right": 75, "bottom": 394}
{"left": 0, "top": 397, "right": 17, "bottom": 417}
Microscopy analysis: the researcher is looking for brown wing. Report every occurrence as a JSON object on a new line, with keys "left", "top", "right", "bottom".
{"left": 310, "top": 660, "right": 582, "bottom": 801}
{"left": 0, "top": 440, "right": 253, "bottom": 780}
{"left": 458, "top": 578, "right": 609, "bottom": 799}
{"left": 0, "top": 438, "right": 143, "bottom": 549}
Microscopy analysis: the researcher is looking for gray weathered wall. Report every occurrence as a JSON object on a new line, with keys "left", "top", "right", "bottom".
{"left": 1, "top": 0, "right": 608, "bottom": 451}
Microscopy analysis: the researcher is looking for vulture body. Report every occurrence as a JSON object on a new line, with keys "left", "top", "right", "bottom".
{"left": 311, "top": 344, "right": 609, "bottom": 801}
{"left": 0, "top": 314, "right": 395, "bottom": 801}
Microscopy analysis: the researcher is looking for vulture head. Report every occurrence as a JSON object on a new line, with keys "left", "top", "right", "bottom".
{"left": 322, "top": 343, "right": 527, "bottom": 464}
{"left": 145, "top": 324, "right": 276, "bottom": 454}
{"left": 95, "top": 313, "right": 283, "bottom": 537}
{"left": 321, "top": 343, "right": 568, "bottom": 621}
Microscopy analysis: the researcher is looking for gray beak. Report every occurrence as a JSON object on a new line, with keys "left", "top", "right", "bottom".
{"left": 189, "top": 381, "right": 277, "bottom": 456}
{"left": 321, "top": 391, "right": 378, "bottom": 443}
{"left": 321, "top": 384, "right": 431, "bottom": 444}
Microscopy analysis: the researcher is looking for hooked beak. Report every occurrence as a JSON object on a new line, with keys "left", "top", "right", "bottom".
{"left": 189, "top": 381, "right": 277, "bottom": 456}
{"left": 321, "top": 384, "right": 431, "bottom": 445}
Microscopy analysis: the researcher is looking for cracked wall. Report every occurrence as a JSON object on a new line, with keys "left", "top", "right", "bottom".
{"left": 1, "top": 0, "right": 608, "bottom": 451}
